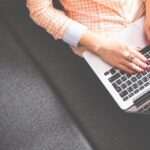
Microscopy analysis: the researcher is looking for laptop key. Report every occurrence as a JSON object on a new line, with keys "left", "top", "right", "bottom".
{"left": 132, "top": 83, "right": 138, "bottom": 89}
{"left": 126, "top": 80, "right": 132, "bottom": 86}
{"left": 116, "top": 79, "right": 122, "bottom": 85}
{"left": 144, "top": 104, "right": 149, "bottom": 109}
{"left": 136, "top": 73, "right": 142, "bottom": 79}
{"left": 123, "top": 96, "right": 129, "bottom": 101}
{"left": 147, "top": 74, "right": 150, "bottom": 79}
{"left": 145, "top": 54, "right": 150, "bottom": 59}
{"left": 104, "top": 71, "right": 109, "bottom": 76}
{"left": 144, "top": 82, "right": 149, "bottom": 87}
{"left": 128, "top": 93, "right": 134, "bottom": 98}
{"left": 134, "top": 89, "right": 139, "bottom": 94}
{"left": 121, "top": 83, "right": 127, "bottom": 89}
{"left": 131, "top": 77, "right": 137, "bottom": 82}
{"left": 139, "top": 86, "right": 144, "bottom": 90}
{"left": 108, "top": 73, "right": 121, "bottom": 82}
{"left": 109, "top": 68, "right": 116, "bottom": 75}
{"left": 126, "top": 73, "right": 132, "bottom": 78}
{"left": 142, "top": 76, "right": 148, "bottom": 82}
{"left": 139, "top": 108, "right": 144, "bottom": 112}
{"left": 141, "top": 45, "right": 150, "bottom": 54}
{"left": 127, "top": 86, "right": 133, "bottom": 92}
{"left": 119, "top": 90, "right": 128, "bottom": 98}
{"left": 121, "top": 76, "right": 127, "bottom": 82}
{"left": 137, "top": 80, "right": 143, "bottom": 86}
{"left": 112, "top": 83, "right": 122, "bottom": 92}
{"left": 120, "top": 70, "right": 126, "bottom": 75}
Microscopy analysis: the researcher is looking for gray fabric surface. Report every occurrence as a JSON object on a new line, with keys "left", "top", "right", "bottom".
{"left": 0, "top": 5, "right": 92, "bottom": 150}
{"left": 1, "top": 0, "right": 150, "bottom": 150}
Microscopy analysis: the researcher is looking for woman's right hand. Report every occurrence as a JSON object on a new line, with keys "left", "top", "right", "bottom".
{"left": 80, "top": 30, "right": 149, "bottom": 74}
{"left": 95, "top": 37, "right": 149, "bottom": 74}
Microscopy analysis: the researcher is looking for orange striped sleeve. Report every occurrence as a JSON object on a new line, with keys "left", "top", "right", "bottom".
{"left": 26, "top": 0, "right": 72, "bottom": 39}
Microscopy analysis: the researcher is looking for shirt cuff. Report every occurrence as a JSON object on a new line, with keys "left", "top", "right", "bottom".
{"left": 62, "top": 20, "right": 87, "bottom": 47}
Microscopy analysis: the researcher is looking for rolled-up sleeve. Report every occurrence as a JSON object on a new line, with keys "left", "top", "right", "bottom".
{"left": 26, "top": 0, "right": 87, "bottom": 47}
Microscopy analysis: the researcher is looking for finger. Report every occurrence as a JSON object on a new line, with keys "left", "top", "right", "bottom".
{"left": 131, "top": 49, "right": 148, "bottom": 64}
{"left": 116, "top": 63, "right": 136, "bottom": 74}
{"left": 120, "top": 59, "right": 144, "bottom": 73}
{"left": 131, "top": 57, "right": 148, "bottom": 70}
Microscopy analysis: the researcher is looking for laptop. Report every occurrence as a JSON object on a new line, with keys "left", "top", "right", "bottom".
{"left": 83, "top": 16, "right": 150, "bottom": 114}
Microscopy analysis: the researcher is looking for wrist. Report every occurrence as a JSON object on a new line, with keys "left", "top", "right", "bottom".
{"left": 63, "top": 21, "right": 88, "bottom": 47}
{"left": 79, "top": 30, "right": 105, "bottom": 53}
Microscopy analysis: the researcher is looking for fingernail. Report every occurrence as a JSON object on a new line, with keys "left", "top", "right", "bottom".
{"left": 131, "top": 72, "right": 135, "bottom": 74}
{"left": 145, "top": 67, "right": 149, "bottom": 70}
{"left": 147, "top": 67, "right": 150, "bottom": 71}
{"left": 146, "top": 60, "right": 150, "bottom": 64}
{"left": 141, "top": 70, "right": 145, "bottom": 74}
{"left": 145, "top": 65, "right": 150, "bottom": 69}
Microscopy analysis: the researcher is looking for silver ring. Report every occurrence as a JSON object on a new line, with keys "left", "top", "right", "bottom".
{"left": 128, "top": 55, "right": 135, "bottom": 62}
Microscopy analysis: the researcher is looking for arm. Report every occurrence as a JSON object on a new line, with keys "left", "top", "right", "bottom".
{"left": 26, "top": 0, "right": 87, "bottom": 47}
{"left": 27, "top": 0, "right": 148, "bottom": 74}
{"left": 79, "top": 26, "right": 148, "bottom": 74}
{"left": 145, "top": 0, "right": 150, "bottom": 42}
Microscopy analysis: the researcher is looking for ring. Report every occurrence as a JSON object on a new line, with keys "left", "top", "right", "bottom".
{"left": 128, "top": 55, "right": 135, "bottom": 62}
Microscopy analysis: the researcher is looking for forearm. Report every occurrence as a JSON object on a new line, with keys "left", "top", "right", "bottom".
{"left": 27, "top": 0, "right": 88, "bottom": 47}
{"left": 79, "top": 30, "right": 106, "bottom": 54}
{"left": 79, "top": 28, "right": 148, "bottom": 74}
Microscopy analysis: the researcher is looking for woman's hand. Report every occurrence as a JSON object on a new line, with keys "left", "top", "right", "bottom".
{"left": 95, "top": 38, "right": 149, "bottom": 74}
{"left": 79, "top": 30, "right": 149, "bottom": 74}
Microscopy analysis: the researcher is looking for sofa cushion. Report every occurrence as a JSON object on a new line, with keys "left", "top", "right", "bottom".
{"left": 0, "top": 5, "right": 92, "bottom": 150}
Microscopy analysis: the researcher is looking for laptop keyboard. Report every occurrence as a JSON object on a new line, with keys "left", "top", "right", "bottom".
{"left": 104, "top": 45, "right": 150, "bottom": 101}
{"left": 138, "top": 102, "right": 150, "bottom": 113}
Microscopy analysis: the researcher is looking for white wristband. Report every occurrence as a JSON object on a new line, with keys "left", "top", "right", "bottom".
{"left": 63, "top": 20, "right": 87, "bottom": 47}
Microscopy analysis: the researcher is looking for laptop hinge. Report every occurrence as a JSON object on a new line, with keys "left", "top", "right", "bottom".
{"left": 133, "top": 90, "right": 150, "bottom": 108}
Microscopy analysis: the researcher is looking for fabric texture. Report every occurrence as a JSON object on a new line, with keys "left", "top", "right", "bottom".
{"left": 0, "top": 8, "right": 92, "bottom": 150}
{"left": 26, "top": 0, "right": 145, "bottom": 56}
{"left": 62, "top": 20, "right": 87, "bottom": 47}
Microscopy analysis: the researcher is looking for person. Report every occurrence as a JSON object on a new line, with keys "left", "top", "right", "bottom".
{"left": 26, "top": 0, "right": 150, "bottom": 74}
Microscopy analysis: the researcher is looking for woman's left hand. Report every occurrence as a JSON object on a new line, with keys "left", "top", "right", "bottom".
{"left": 144, "top": 17, "right": 150, "bottom": 43}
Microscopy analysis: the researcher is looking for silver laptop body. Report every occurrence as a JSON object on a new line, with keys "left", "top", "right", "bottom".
{"left": 83, "top": 45, "right": 150, "bottom": 114}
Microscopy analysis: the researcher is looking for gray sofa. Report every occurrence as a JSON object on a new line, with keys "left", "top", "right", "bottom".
{"left": 0, "top": 1, "right": 150, "bottom": 150}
